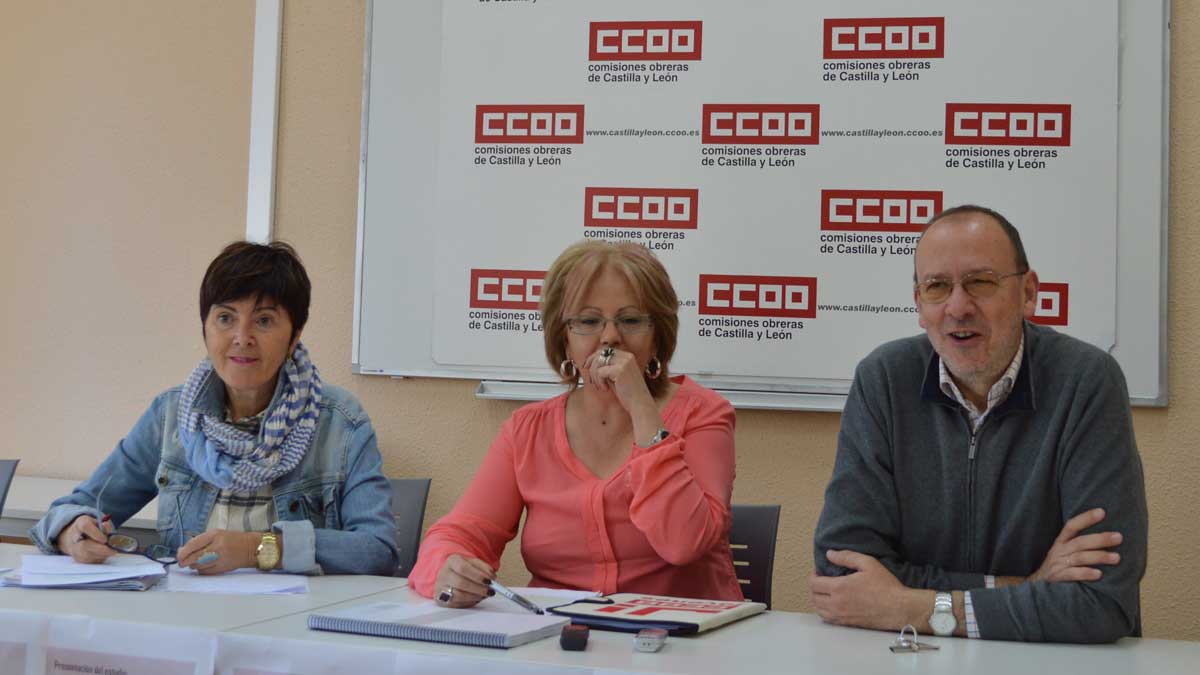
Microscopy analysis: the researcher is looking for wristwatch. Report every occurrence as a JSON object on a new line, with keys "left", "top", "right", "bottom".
{"left": 255, "top": 532, "right": 280, "bottom": 572}
{"left": 929, "top": 591, "right": 957, "bottom": 636}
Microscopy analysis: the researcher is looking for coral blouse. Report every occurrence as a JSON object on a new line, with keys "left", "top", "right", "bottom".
{"left": 409, "top": 375, "right": 742, "bottom": 601}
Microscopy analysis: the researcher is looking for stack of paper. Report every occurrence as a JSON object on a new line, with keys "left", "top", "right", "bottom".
{"left": 2, "top": 554, "right": 165, "bottom": 591}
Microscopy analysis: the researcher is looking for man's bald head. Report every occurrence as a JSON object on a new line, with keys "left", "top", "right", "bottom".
{"left": 915, "top": 205, "right": 1030, "bottom": 279}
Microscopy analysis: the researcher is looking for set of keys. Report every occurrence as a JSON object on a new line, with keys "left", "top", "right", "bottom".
{"left": 889, "top": 624, "right": 941, "bottom": 653}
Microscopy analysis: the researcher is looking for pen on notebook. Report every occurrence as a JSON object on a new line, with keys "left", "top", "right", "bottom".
{"left": 487, "top": 579, "right": 544, "bottom": 615}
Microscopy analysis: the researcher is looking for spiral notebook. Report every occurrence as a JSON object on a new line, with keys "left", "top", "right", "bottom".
{"left": 308, "top": 599, "right": 569, "bottom": 649}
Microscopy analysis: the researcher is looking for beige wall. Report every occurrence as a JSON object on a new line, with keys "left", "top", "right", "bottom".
{"left": 2, "top": 1, "right": 1197, "bottom": 640}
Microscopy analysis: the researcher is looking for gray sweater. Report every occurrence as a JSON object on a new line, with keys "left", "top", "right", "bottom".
{"left": 814, "top": 322, "right": 1147, "bottom": 643}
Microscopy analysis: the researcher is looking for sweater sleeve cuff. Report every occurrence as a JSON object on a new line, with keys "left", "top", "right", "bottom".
{"left": 29, "top": 504, "right": 100, "bottom": 555}
{"left": 964, "top": 591, "right": 982, "bottom": 638}
{"left": 272, "top": 520, "right": 321, "bottom": 575}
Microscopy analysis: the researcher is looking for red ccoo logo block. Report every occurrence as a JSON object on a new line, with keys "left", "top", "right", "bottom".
{"left": 699, "top": 274, "right": 817, "bottom": 318}
{"left": 589, "top": 21, "right": 702, "bottom": 61}
{"left": 821, "top": 190, "right": 943, "bottom": 233}
{"left": 945, "top": 104, "right": 1071, "bottom": 146}
{"left": 584, "top": 187, "right": 699, "bottom": 230}
{"left": 475, "top": 105, "right": 585, "bottom": 144}
{"left": 469, "top": 269, "right": 545, "bottom": 310}
{"left": 823, "top": 17, "right": 945, "bottom": 59}
{"left": 702, "top": 104, "right": 820, "bottom": 145}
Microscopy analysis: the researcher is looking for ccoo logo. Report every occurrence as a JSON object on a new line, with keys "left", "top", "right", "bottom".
{"left": 821, "top": 190, "right": 942, "bottom": 233}
{"left": 469, "top": 269, "right": 545, "bottom": 310}
{"left": 475, "top": 105, "right": 585, "bottom": 144}
{"left": 823, "top": 17, "right": 945, "bottom": 59}
{"left": 584, "top": 187, "right": 698, "bottom": 230}
{"left": 945, "top": 104, "right": 1071, "bottom": 147}
{"left": 590, "top": 21, "right": 702, "bottom": 61}
{"left": 702, "top": 104, "right": 820, "bottom": 145}
{"left": 699, "top": 274, "right": 817, "bottom": 318}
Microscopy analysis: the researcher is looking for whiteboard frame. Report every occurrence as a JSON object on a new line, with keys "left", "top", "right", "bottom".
{"left": 345, "top": 0, "right": 1170, "bottom": 409}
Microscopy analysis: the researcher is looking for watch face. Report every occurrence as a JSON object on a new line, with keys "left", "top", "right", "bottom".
{"left": 930, "top": 612, "right": 957, "bottom": 636}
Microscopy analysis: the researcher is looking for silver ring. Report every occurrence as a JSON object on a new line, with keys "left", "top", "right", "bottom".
{"left": 437, "top": 586, "right": 455, "bottom": 603}
{"left": 601, "top": 346, "right": 615, "bottom": 366}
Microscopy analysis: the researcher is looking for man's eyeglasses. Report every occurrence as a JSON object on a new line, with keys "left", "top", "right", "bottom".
{"left": 94, "top": 476, "right": 178, "bottom": 565}
{"left": 915, "top": 270, "right": 1026, "bottom": 304}
{"left": 565, "top": 313, "right": 653, "bottom": 336}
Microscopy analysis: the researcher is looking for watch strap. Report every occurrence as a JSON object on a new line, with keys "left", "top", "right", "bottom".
{"left": 930, "top": 591, "right": 956, "bottom": 636}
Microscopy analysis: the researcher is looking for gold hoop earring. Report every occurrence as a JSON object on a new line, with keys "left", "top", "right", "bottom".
{"left": 560, "top": 359, "right": 578, "bottom": 379}
{"left": 644, "top": 357, "right": 662, "bottom": 380}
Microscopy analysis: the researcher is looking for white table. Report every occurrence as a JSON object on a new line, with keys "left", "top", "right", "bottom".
{"left": 1, "top": 544, "right": 1198, "bottom": 674}
{"left": 233, "top": 586, "right": 1200, "bottom": 675}
{"left": 0, "top": 476, "right": 158, "bottom": 540}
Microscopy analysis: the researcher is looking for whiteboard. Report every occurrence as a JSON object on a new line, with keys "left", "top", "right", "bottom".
{"left": 351, "top": 0, "right": 1169, "bottom": 408}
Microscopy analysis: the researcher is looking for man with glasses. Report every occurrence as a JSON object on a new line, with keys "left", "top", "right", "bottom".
{"left": 810, "top": 205, "right": 1147, "bottom": 643}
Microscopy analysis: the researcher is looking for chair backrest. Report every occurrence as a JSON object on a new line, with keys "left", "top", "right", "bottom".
{"left": 730, "top": 503, "right": 781, "bottom": 609}
{"left": 389, "top": 478, "right": 432, "bottom": 577}
{"left": 0, "top": 459, "right": 18, "bottom": 515}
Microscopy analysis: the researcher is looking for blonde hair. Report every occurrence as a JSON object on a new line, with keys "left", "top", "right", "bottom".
{"left": 540, "top": 241, "right": 679, "bottom": 398}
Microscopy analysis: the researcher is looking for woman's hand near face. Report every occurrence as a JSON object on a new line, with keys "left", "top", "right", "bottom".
{"left": 177, "top": 530, "right": 263, "bottom": 575}
{"left": 433, "top": 554, "right": 495, "bottom": 608}
{"left": 581, "top": 347, "right": 663, "bottom": 442}
{"left": 56, "top": 515, "right": 116, "bottom": 563}
{"left": 582, "top": 347, "right": 652, "bottom": 407}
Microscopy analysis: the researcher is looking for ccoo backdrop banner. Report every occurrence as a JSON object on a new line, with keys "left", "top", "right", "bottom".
{"left": 431, "top": 0, "right": 1115, "bottom": 381}
{"left": 353, "top": 0, "right": 1168, "bottom": 407}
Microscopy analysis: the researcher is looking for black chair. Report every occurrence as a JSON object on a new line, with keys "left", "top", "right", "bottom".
{"left": 730, "top": 503, "right": 781, "bottom": 609}
{"left": 389, "top": 478, "right": 432, "bottom": 577}
{"left": 0, "top": 459, "right": 18, "bottom": 515}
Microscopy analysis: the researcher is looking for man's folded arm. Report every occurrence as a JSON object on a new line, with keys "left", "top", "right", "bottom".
{"left": 814, "top": 366, "right": 985, "bottom": 591}
{"left": 972, "top": 355, "right": 1147, "bottom": 643}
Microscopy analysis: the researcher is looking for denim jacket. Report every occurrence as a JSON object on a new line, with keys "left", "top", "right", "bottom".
{"left": 29, "top": 378, "right": 399, "bottom": 576}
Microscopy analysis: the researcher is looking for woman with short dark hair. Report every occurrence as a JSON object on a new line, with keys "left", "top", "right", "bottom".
{"left": 30, "top": 241, "right": 399, "bottom": 576}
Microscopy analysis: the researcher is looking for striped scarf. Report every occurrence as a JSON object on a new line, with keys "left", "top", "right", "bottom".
{"left": 177, "top": 342, "right": 323, "bottom": 492}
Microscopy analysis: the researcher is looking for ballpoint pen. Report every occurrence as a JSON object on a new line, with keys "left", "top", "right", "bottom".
{"left": 487, "top": 578, "right": 544, "bottom": 615}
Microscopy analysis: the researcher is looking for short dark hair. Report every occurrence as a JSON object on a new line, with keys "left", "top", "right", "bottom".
{"left": 199, "top": 241, "right": 311, "bottom": 340}
{"left": 918, "top": 204, "right": 1030, "bottom": 275}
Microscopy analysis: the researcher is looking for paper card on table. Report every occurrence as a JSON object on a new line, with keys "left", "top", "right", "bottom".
{"left": 47, "top": 614, "right": 217, "bottom": 675}
{"left": 47, "top": 646, "right": 197, "bottom": 675}
{"left": 165, "top": 567, "right": 309, "bottom": 595}
{"left": 217, "top": 633, "right": 398, "bottom": 675}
